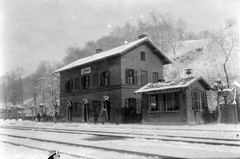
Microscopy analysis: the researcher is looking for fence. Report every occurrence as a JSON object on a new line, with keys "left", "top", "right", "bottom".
{"left": 220, "top": 104, "right": 239, "bottom": 124}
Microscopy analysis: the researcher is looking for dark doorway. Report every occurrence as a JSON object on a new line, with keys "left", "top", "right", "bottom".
{"left": 84, "top": 105, "right": 89, "bottom": 122}
{"left": 124, "top": 98, "right": 142, "bottom": 123}
{"left": 103, "top": 101, "right": 110, "bottom": 121}
{"left": 68, "top": 106, "right": 72, "bottom": 122}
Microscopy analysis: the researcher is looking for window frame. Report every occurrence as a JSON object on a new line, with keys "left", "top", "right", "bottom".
{"left": 149, "top": 95, "right": 158, "bottom": 111}
{"left": 153, "top": 72, "right": 159, "bottom": 83}
{"left": 65, "top": 79, "right": 73, "bottom": 93}
{"left": 81, "top": 75, "right": 90, "bottom": 90}
{"left": 141, "top": 70, "right": 148, "bottom": 85}
{"left": 192, "top": 91, "right": 203, "bottom": 111}
{"left": 141, "top": 51, "right": 146, "bottom": 61}
{"left": 148, "top": 92, "right": 180, "bottom": 112}
{"left": 125, "top": 69, "right": 137, "bottom": 85}
{"left": 100, "top": 71, "right": 110, "bottom": 86}
{"left": 93, "top": 73, "right": 98, "bottom": 87}
{"left": 75, "top": 78, "right": 80, "bottom": 91}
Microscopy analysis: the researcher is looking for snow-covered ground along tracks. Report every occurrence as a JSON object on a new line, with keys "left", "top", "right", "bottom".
{"left": 0, "top": 120, "right": 240, "bottom": 158}
{"left": 1, "top": 125, "right": 240, "bottom": 147}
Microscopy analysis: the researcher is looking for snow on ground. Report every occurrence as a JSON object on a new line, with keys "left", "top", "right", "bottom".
{"left": 1, "top": 125, "right": 240, "bottom": 158}
{"left": 0, "top": 142, "right": 81, "bottom": 159}
{"left": 0, "top": 120, "right": 240, "bottom": 158}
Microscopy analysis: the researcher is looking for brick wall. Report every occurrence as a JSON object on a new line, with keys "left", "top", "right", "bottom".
{"left": 142, "top": 90, "right": 188, "bottom": 125}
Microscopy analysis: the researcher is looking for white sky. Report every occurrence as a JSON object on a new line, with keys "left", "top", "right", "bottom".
{"left": 0, "top": 0, "right": 239, "bottom": 76}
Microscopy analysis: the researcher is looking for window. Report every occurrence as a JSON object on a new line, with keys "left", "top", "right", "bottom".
{"left": 141, "top": 70, "right": 148, "bottom": 85}
{"left": 125, "top": 98, "right": 141, "bottom": 113}
{"left": 153, "top": 72, "right": 159, "bottom": 83}
{"left": 125, "top": 69, "right": 137, "bottom": 84}
{"left": 150, "top": 95, "right": 158, "bottom": 111}
{"left": 149, "top": 92, "right": 179, "bottom": 112}
{"left": 141, "top": 52, "right": 146, "bottom": 61}
{"left": 65, "top": 79, "right": 73, "bottom": 92}
{"left": 75, "top": 78, "right": 80, "bottom": 91}
{"left": 93, "top": 74, "right": 98, "bottom": 87}
{"left": 192, "top": 91, "right": 203, "bottom": 110}
{"left": 100, "top": 71, "right": 110, "bottom": 86}
{"left": 81, "top": 76, "right": 90, "bottom": 89}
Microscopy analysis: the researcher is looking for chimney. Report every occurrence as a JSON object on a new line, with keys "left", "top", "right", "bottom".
{"left": 138, "top": 33, "right": 148, "bottom": 39}
{"left": 157, "top": 78, "right": 165, "bottom": 83}
{"left": 96, "top": 48, "right": 103, "bottom": 53}
{"left": 185, "top": 68, "right": 193, "bottom": 78}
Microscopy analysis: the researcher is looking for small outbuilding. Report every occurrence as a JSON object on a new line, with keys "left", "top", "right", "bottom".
{"left": 135, "top": 75, "right": 211, "bottom": 125}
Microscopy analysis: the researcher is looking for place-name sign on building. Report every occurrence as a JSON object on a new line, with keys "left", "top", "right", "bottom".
{"left": 81, "top": 67, "right": 91, "bottom": 75}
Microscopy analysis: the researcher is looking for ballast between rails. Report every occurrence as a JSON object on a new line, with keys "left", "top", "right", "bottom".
{"left": 0, "top": 133, "right": 178, "bottom": 159}
{"left": 1, "top": 125, "right": 240, "bottom": 147}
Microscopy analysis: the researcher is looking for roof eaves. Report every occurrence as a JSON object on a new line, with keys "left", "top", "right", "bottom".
{"left": 147, "top": 38, "right": 173, "bottom": 65}
{"left": 134, "top": 76, "right": 202, "bottom": 94}
{"left": 53, "top": 38, "right": 148, "bottom": 74}
{"left": 53, "top": 52, "right": 121, "bottom": 74}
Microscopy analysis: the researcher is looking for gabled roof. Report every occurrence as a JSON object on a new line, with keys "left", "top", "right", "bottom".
{"left": 53, "top": 37, "right": 172, "bottom": 74}
{"left": 134, "top": 76, "right": 211, "bottom": 94}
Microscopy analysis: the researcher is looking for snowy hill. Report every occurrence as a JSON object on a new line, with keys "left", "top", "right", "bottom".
{"left": 164, "top": 26, "right": 240, "bottom": 86}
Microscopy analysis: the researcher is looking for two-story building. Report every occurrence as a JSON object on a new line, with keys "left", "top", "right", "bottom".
{"left": 53, "top": 35, "right": 172, "bottom": 123}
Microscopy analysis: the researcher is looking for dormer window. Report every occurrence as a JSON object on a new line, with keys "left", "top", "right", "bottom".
{"left": 141, "top": 52, "right": 146, "bottom": 61}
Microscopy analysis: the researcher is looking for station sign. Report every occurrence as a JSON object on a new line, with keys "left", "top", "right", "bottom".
{"left": 81, "top": 67, "right": 91, "bottom": 75}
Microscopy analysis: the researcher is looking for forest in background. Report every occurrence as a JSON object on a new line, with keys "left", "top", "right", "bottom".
{"left": 0, "top": 11, "right": 239, "bottom": 114}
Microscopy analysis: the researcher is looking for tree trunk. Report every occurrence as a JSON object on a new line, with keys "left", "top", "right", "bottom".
{"left": 217, "top": 93, "right": 221, "bottom": 124}
{"left": 170, "top": 42, "right": 176, "bottom": 54}
{"left": 223, "top": 63, "right": 230, "bottom": 88}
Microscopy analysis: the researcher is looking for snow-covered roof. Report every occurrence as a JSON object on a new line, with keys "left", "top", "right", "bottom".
{"left": 134, "top": 76, "right": 211, "bottom": 94}
{"left": 53, "top": 37, "right": 172, "bottom": 74}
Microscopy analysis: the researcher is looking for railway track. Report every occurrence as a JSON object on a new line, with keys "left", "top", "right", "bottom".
{"left": 0, "top": 124, "right": 240, "bottom": 158}
{"left": 0, "top": 129, "right": 178, "bottom": 158}
{"left": 1, "top": 125, "right": 240, "bottom": 147}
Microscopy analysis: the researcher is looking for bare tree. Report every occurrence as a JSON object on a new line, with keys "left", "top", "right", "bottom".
{"left": 0, "top": 67, "right": 24, "bottom": 108}
{"left": 1, "top": 73, "right": 11, "bottom": 109}
{"left": 211, "top": 26, "right": 239, "bottom": 88}
{"left": 149, "top": 11, "right": 178, "bottom": 53}
{"left": 176, "top": 18, "right": 186, "bottom": 41}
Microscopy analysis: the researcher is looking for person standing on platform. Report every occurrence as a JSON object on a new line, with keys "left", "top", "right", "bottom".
{"left": 93, "top": 111, "right": 99, "bottom": 124}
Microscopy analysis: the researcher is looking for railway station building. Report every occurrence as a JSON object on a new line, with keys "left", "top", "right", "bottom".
{"left": 53, "top": 35, "right": 172, "bottom": 123}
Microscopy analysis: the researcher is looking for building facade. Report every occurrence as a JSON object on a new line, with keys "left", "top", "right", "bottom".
{"left": 135, "top": 75, "right": 212, "bottom": 125}
{"left": 53, "top": 36, "right": 172, "bottom": 123}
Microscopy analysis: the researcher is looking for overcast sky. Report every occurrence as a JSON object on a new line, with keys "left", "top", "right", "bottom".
{"left": 0, "top": 0, "right": 239, "bottom": 76}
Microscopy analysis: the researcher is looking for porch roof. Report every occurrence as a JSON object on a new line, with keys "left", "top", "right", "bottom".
{"left": 134, "top": 76, "right": 211, "bottom": 94}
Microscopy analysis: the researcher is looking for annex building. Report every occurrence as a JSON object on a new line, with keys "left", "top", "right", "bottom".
{"left": 135, "top": 73, "right": 212, "bottom": 125}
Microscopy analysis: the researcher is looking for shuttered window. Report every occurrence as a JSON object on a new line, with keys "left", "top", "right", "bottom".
{"left": 153, "top": 72, "right": 158, "bottom": 83}
{"left": 125, "top": 69, "right": 138, "bottom": 85}
{"left": 65, "top": 79, "right": 73, "bottom": 92}
{"left": 75, "top": 78, "right": 80, "bottom": 91}
{"left": 141, "top": 70, "right": 148, "bottom": 85}
{"left": 93, "top": 74, "right": 98, "bottom": 87}
{"left": 100, "top": 71, "right": 110, "bottom": 86}
{"left": 81, "top": 76, "right": 90, "bottom": 89}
